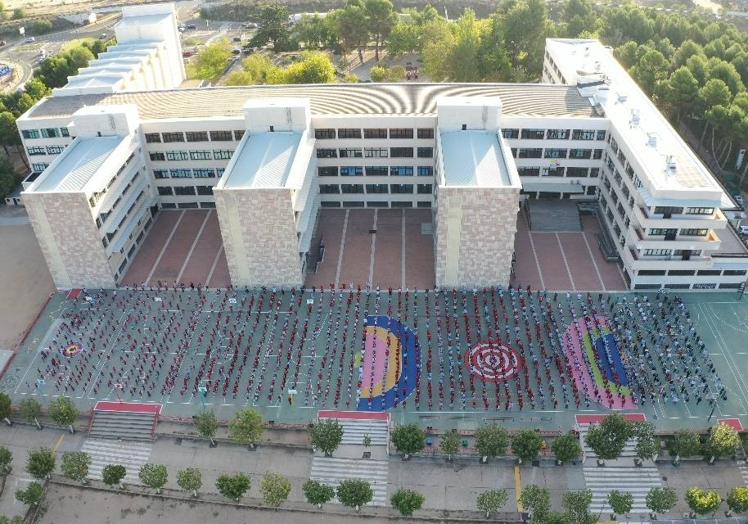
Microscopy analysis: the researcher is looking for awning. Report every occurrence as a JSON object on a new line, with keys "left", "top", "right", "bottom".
{"left": 521, "top": 181, "right": 585, "bottom": 193}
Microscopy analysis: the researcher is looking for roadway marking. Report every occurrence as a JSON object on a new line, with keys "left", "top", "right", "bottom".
{"left": 52, "top": 434, "right": 64, "bottom": 453}
{"left": 334, "top": 210, "right": 349, "bottom": 288}
{"left": 514, "top": 465, "right": 523, "bottom": 512}
{"left": 176, "top": 210, "right": 212, "bottom": 285}
{"left": 526, "top": 232, "right": 546, "bottom": 289}
{"left": 581, "top": 231, "right": 606, "bottom": 291}
{"left": 145, "top": 210, "right": 185, "bottom": 285}
{"left": 555, "top": 233, "right": 576, "bottom": 291}
{"left": 205, "top": 246, "right": 224, "bottom": 287}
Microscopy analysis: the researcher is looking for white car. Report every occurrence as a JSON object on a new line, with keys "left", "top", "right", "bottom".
{"left": 739, "top": 224, "right": 748, "bottom": 235}
{"left": 24, "top": 37, "right": 35, "bottom": 43}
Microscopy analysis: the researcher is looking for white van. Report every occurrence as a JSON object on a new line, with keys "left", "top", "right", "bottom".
{"left": 739, "top": 224, "right": 748, "bottom": 235}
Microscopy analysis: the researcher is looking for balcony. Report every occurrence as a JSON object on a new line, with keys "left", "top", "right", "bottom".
{"left": 624, "top": 246, "right": 713, "bottom": 269}
{"left": 633, "top": 206, "right": 727, "bottom": 230}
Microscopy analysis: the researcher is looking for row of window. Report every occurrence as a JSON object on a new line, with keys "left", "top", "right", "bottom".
{"left": 318, "top": 166, "right": 433, "bottom": 177}
{"left": 650, "top": 206, "right": 715, "bottom": 216}
{"left": 648, "top": 228, "right": 709, "bottom": 237}
{"left": 144, "top": 130, "right": 244, "bottom": 143}
{"left": 149, "top": 150, "right": 234, "bottom": 162}
{"left": 96, "top": 171, "right": 142, "bottom": 227}
{"left": 153, "top": 168, "right": 224, "bottom": 179}
{"left": 319, "top": 183, "right": 432, "bottom": 195}
{"left": 515, "top": 148, "right": 603, "bottom": 160}
{"left": 27, "top": 145, "right": 65, "bottom": 156}
{"left": 501, "top": 128, "right": 606, "bottom": 141}
{"left": 21, "top": 127, "right": 70, "bottom": 139}
{"left": 157, "top": 185, "right": 214, "bottom": 196}
{"left": 317, "top": 147, "right": 433, "bottom": 159}
{"left": 314, "top": 128, "right": 435, "bottom": 140}
{"left": 637, "top": 269, "right": 746, "bottom": 276}
{"left": 516, "top": 166, "right": 599, "bottom": 178}
{"left": 321, "top": 201, "right": 432, "bottom": 208}
{"left": 161, "top": 202, "right": 216, "bottom": 209}
{"left": 634, "top": 282, "right": 743, "bottom": 290}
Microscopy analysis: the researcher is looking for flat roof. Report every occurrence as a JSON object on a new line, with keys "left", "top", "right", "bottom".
{"left": 31, "top": 136, "right": 124, "bottom": 193}
{"left": 26, "top": 83, "right": 598, "bottom": 121}
{"left": 220, "top": 132, "right": 301, "bottom": 189}
{"left": 440, "top": 130, "right": 511, "bottom": 187}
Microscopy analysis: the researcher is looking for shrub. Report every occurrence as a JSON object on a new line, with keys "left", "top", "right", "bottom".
{"left": 216, "top": 473, "right": 251, "bottom": 502}
{"left": 139, "top": 464, "right": 168, "bottom": 493}
{"left": 102, "top": 464, "right": 127, "bottom": 488}
{"left": 26, "top": 448, "right": 55, "bottom": 480}
{"left": 302, "top": 479, "right": 335, "bottom": 507}
{"left": 260, "top": 472, "right": 291, "bottom": 507}
{"left": 61, "top": 451, "right": 91, "bottom": 483}
{"left": 477, "top": 489, "right": 508, "bottom": 518}
{"left": 391, "top": 488, "right": 425, "bottom": 516}
{"left": 686, "top": 487, "right": 722, "bottom": 515}
{"left": 15, "top": 482, "right": 43, "bottom": 506}
{"left": 177, "top": 468, "right": 202, "bottom": 497}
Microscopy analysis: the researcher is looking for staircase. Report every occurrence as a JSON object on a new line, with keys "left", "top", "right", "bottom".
{"left": 88, "top": 402, "right": 161, "bottom": 441}
{"left": 82, "top": 438, "right": 152, "bottom": 484}
{"left": 578, "top": 424, "right": 663, "bottom": 515}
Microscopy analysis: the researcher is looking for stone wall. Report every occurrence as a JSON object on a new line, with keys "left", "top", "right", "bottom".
{"left": 23, "top": 192, "right": 116, "bottom": 289}
{"left": 214, "top": 188, "right": 303, "bottom": 287}
{"left": 434, "top": 186, "right": 519, "bottom": 288}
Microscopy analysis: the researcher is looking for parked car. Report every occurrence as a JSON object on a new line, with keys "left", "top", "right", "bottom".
{"left": 182, "top": 48, "right": 197, "bottom": 58}
{"left": 739, "top": 222, "right": 748, "bottom": 235}
{"left": 232, "top": 48, "right": 241, "bottom": 55}
{"left": 0, "top": 40, "right": 6, "bottom": 47}
{"left": 24, "top": 37, "right": 35, "bottom": 43}
{"left": 186, "top": 23, "right": 197, "bottom": 30}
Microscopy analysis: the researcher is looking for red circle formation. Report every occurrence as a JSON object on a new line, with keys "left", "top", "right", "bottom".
{"left": 464, "top": 343, "right": 524, "bottom": 383}
{"left": 61, "top": 343, "right": 82, "bottom": 358}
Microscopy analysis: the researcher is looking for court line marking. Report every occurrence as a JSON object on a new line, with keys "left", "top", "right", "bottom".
{"left": 700, "top": 304, "right": 748, "bottom": 410}
{"left": 368, "top": 209, "right": 377, "bottom": 288}
{"left": 334, "top": 210, "right": 349, "bottom": 288}
{"left": 401, "top": 208, "right": 406, "bottom": 290}
{"left": 514, "top": 465, "right": 523, "bottom": 512}
{"left": 525, "top": 232, "right": 546, "bottom": 289}
{"left": 145, "top": 210, "right": 185, "bottom": 285}
{"left": 581, "top": 231, "right": 606, "bottom": 291}
{"left": 555, "top": 233, "right": 576, "bottom": 291}
{"left": 176, "top": 210, "right": 212, "bottom": 285}
{"left": 205, "top": 245, "right": 224, "bottom": 288}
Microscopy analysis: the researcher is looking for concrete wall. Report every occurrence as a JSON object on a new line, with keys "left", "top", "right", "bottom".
{"left": 23, "top": 192, "right": 116, "bottom": 289}
{"left": 214, "top": 188, "right": 303, "bottom": 287}
{"left": 434, "top": 186, "right": 520, "bottom": 288}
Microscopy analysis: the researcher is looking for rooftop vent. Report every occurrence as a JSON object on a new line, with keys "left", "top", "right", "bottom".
{"left": 629, "top": 109, "right": 640, "bottom": 128}
{"left": 665, "top": 154, "right": 677, "bottom": 173}
{"left": 646, "top": 132, "right": 657, "bottom": 148}
{"left": 617, "top": 93, "right": 628, "bottom": 103}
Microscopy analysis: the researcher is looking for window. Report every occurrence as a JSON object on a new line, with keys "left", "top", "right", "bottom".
{"left": 366, "top": 166, "right": 388, "bottom": 176}
{"left": 174, "top": 186, "right": 196, "bottom": 195}
{"left": 546, "top": 129, "right": 569, "bottom": 139}
{"left": 518, "top": 148, "right": 542, "bottom": 159}
{"left": 341, "top": 184, "right": 364, "bottom": 194}
{"left": 643, "top": 249, "right": 671, "bottom": 256}
{"left": 27, "top": 146, "right": 46, "bottom": 155}
{"left": 593, "top": 149, "right": 603, "bottom": 159}
{"left": 390, "top": 166, "right": 414, "bottom": 176}
{"left": 566, "top": 167, "right": 588, "bottom": 177}
{"left": 213, "top": 149, "right": 233, "bottom": 160}
{"left": 186, "top": 131, "right": 209, "bottom": 142}
{"left": 417, "top": 184, "right": 432, "bottom": 194}
{"left": 338, "top": 128, "right": 362, "bottom": 139}
{"left": 417, "top": 147, "right": 433, "bottom": 158}
{"left": 162, "top": 132, "right": 185, "bottom": 143}
{"left": 166, "top": 151, "right": 189, "bottom": 161}
{"left": 686, "top": 207, "right": 714, "bottom": 215}
{"left": 144, "top": 133, "right": 161, "bottom": 143}
{"left": 340, "top": 166, "right": 363, "bottom": 176}
{"left": 157, "top": 186, "right": 173, "bottom": 196}
{"left": 314, "top": 128, "right": 336, "bottom": 139}
{"left": 150, "top": 152, "right": 166, "bottom": 161}
{"left": 391, "top": 184, "right": 413, "bottom": 194}
{"left": 572, "top": 129, "right": 596, "bottom": 140}
{"left": 544, "top": 148, "right": 567, "bottom": 159}
{"left": 339, "top": 148, "right": 363, "bottom": 158}
{"left": 46, "top": 145, "right": 64, "bottom": 154}
{"left": 417, "top": 201, "right": 432, "bottom": 208}
{"left": 392, "top": 201, "right": 413, "bottom": 208}
{"left": 196, "top": 185, "right": 214, "bottom": 195}
{"left": 343, "top": 201, "right": 365, "bottom": 207}
{"left": 389, "top": 128, "right": 413, "bottom": 139}
{"left": 417, "top": 166, "right": 433, "bottom": 177}
{"left": 233, "top": 130, "right": 245, "bottom": 141}
{"left": 193, "top": 168, "right": 215, "bottom": 178}
{"left": 417, "top": 128, "right": 434, "bottom": 139}
{"left": 153, "top": 170, "right": 169, "bottom": 179}
{"left": 590, "top": 167, "right": 600, "bottom": 177}
{"left": 679, "top": 228, "right": 708, "bottom": 236}
{"left": 208, "top": 130, "right": 233, "bottom": 141}
{"left": 390, "top": 147, "right": 414, "bottom": 158}
{"left": 317, "top": 148, "right": 337, "bottom": 158}
{"left": 596, "top": 130, "right": 607, "bottom": 141}
{"left": 162, "top": 203, "right": 177, "bottom": 209}
{"left": 546, "top": 166, "right": 565, "bottom": 177}
{"left": 190, "top": 150, "right": 212, "bottom": 161}
{"left": 21, "top": 129, "right": 40, "bottom": 139}
{"left": 521, "top": 129, "right": 545, "bottom": 139}
{"left": 366, "top": 184, "right": 388, "bottom": 194}
{"left": 638, "top": 269, "right": 666, "bottom": 276}
{"left": 318, "top": 166, "right": 338, "bottom": 176}
{"left": 216, "top": 168, "right": 225, "bottom": 177}
{"left": 669, "top": 270, "right": 695, "bottom": 276}
{"left": 31, "top": 163, "right": 48, "bottom": 172}
{"left": 698, "top": 270, "right": 721, "bottom": 276}
{"left": 501, "top": 128, "right": 519, "bottom": 139}
{"left": 364, "top": 128, "right": 388, "bottom": 139}
{"left": 41, "top": 128, "right": 59, "bottom": 138}
{"left": 319, "top": 184, "right": 340, "bottom": 194}
{"left": 724, "top": 270, "right": 747, "bottom": 276}
{"left": 517, "top": 167, "right": 540, "bottom": 177}
{"left": 367, "top": 201, "right": 389, "bottom": 207}
{"left": 321, "top": 201, "right": 341, "bottom": 207}
{"left": 569, "top": 148, "right": 592, "bottom": 159}
{"left": 654, "top": 206, "right": 682, "bottom": 215}
{"left": 364, "top": 147, "right": 388, "bottom": 158}
{"left": 170, "top": 169, "right": 192, "bottom": 178}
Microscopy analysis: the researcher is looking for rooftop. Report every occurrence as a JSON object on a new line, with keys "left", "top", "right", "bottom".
{"left": 439, "top": 130, "right": 513, "bottom": 187}
{"left": 26, "top": 83, "right": 598, "bottom": 120}
{"left": 30, "top": 136, "right": 124, "bottom": 193}
{"left": 218, "top": 132, "right": 301, "bottom": 189}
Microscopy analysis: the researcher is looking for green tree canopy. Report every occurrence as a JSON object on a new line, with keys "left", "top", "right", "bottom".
{"left": 562, "top": 489, "right": 596, "bottom": 524}
{"left": 0, "top": 446, "right": 12, "bottom": 476}
{"left": 686, "top": 487, "right": 722, "bottom": 515}
{"left": 26, "top": 448, "right": 55, "bottom": 480}
{"left": 19, "top": 398, "right": 42, "bottom": 430}
{"left": 261, "top": 472, "right": 291, "bottom": 507}
{"left": 177, "top": 468, "right": 202, "bottom": 497}
{"left": 139, "top": 464, "right": 168, "bottom": 493}
{"left": 391, "top": 424, "right": 425, "bottom": 458}
{"left": 512, "top": 430, "right": 544, "bottom": 463}
{"left": 61, "top": 451, "right": 91, "bottom": 483}
{"left": 584, "top": 413, "right": 633, "bottom": 461}
{"left": 608, "top": 490, "right": 634, "bottom": 517}
{"left": 477, "top": 489, "right": 508, "bottom": 518}
{"left": 646, "top": 487, "right": 677, "bottom": 515}
{"left": 302, "top": 479, "right": 335, "bottom": 507}
{"left": 250, "top": 3, "right": 291, "bottom": 50}
{"left": 187, "top": 39, "right": 232, "bottom": 82}
{"left": 310, "top": 419, "right": 344, "bottom": 457}
{"left": 520, "top": 484, "right": 551, "bottom": 520}
{"left": 439, "top": 430, "right": 460, "bottom": 460}
{"left": 391, "top": 488, "right": 425, "bottom": 516}
{"left": 708, "top": 422, "right": 740, "bottom": 459}
{"left": 551, "top": 433, "right": 582, "bottom": 464}
{"left": 364, "top": 0, "right": 397, "bottom": 61}
{"left": 216, "top": 473, "right": 251, "bottom": 502}
{"left": 47, "top": 397, "right": 79, "bottom": 432}
{"left": 336, "top": 479, "right": 373, "bottom": 511}
{"left": 102, "top": 464, "right": 127, "bottom": 488}
{"left": 15, "top": 482, "right": 43, "bottom": 507}
{"left": 475, "top": 425, "right": 510, "bottom": 460}
{"left": 194, "top": 410, "right": 218, "bottom": 445}
{"left": 228, "top": 409, "right": 264, "bottom": 448}
{"left": 727, "top": 486, "right": 748, "bottom": 514}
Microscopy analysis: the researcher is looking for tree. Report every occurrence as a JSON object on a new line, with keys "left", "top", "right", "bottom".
{"left": 630, "top": 48, "right": 668, "bottom": 96}
{"left": 228, "top": 409, "right": 264, "bottom": 449}
{"left": 439, "top": 430, "right": 460, "bottom": 461}
{"left": 386, "top": 20, "right": 419, "bottom": 57}
{"left": 585, "top": 413, "right": 632, "bottom": 462}
{"left": 225, "top": 54, "right": 277, "bottom": 86}
{"left": 187, "top": 39, "right": 232, "bottom": 82}
{"left": 293, "top": 15, "right": 328, "bottom": 49}
{"left": 477, "top": 489, "right": 508, "bottom": 518}
{"left": 337, "top": 479, "right": 373, "bottom": 512}
{"left": 47, "top": 396, "right": 78, "bottom": 433}
{"left": 276, "top": 52, "right": 336, "bottom": 84}
{"left": 177, "top": 468, "right": 202, "bottom": 497}
{"left": 336, "top": 2, "right": 369, "bottom": 64}
{"left": 260, "top": 472, "right": 291, "bottom": 507}
{"left": 633, "top": 422, "right": 659, "bottom": 462}
{"left": 686, "top": 487, "right": 722, "bottom": 516}
{"left": 0, "top": 516, "right": 23, "bottom": 524}
{"left": 475, "top": 425, "right": 509, "bottom": 462}
{"left": 19, "top": 398, "right": 42, "bottom": 430}
{"left": 727, "top": 486, "right": 748, "bottom": 514}
{"left": 562, "top": 489, "right": 596, "bottom": 524}
{"left": 216, "top": 473, "right": 250, "bottom": 502}
{"left": 391, "top": 488, "right": 425, "bottom": 517}
{"left": 139, "top": 464, "right": 168, "bottom": 494}
{"left": 303, "top": 480, "right": 335, "bottom": 508}
{"left": 26, "top": 448, "right": 55, "bottom": 480}
{"left": 15, "top": 482, "right": 43, "bottom": 507}
{"left": 0, "top": 112, "right": 23, "bottom": 165}
{"left": 608, "top": 490, "right": 634, "bottom": 518}
{"left": 503, "top": 0, "right": 551, "bottom": 80}
{"left": 520, "top": 484, "right": 551, "bottom": 520}
{"left": 512, "top": 430, "right": 544, "bottom": 463}
{"left": 0, "top": 393, "right": 12, "bottom": 425}
{"left": 563, "top": 0, "right": 596, "bottom": 38}
{"left": 659, "top": 67, "right": 700, "bottom": 122}
{"left": 707, "top": 422, "right": 739, "bottom": 460}
{"left": 250, "top": 4, "right": 291, "bottom": 51}
{"left": 672, "top": 431, "right": 702, "bottom": 459}
{"left": 12, "top": 8, "right": 24, "bottom": 20}
{"left": 310, "top": 419, "right": 344, "bottom": 457}
{"left": 0, "top": 447, "right": 12, "bottom": 476}
{"left": 447, "top": 10, "right": 484, "bottom": 82}
{"left": 551, "top": 433, "right": 581, "bottom": 465}
{"left": 391, "top": 424, "right": 425, "bottom": 459}
{"left": 194, "top": 411, "right": 218, "bottom": 447}
{"left": 102, "top": 464, "right": 127, "bottom": 489}
{"left": 364, "top": 0, "right": 397, "bottom": 61}
{"left": 61, "top": 451, "right": 91, "bottom": 484}
{"left": 646, "top": 487, "right": 677, "bottom": 516}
